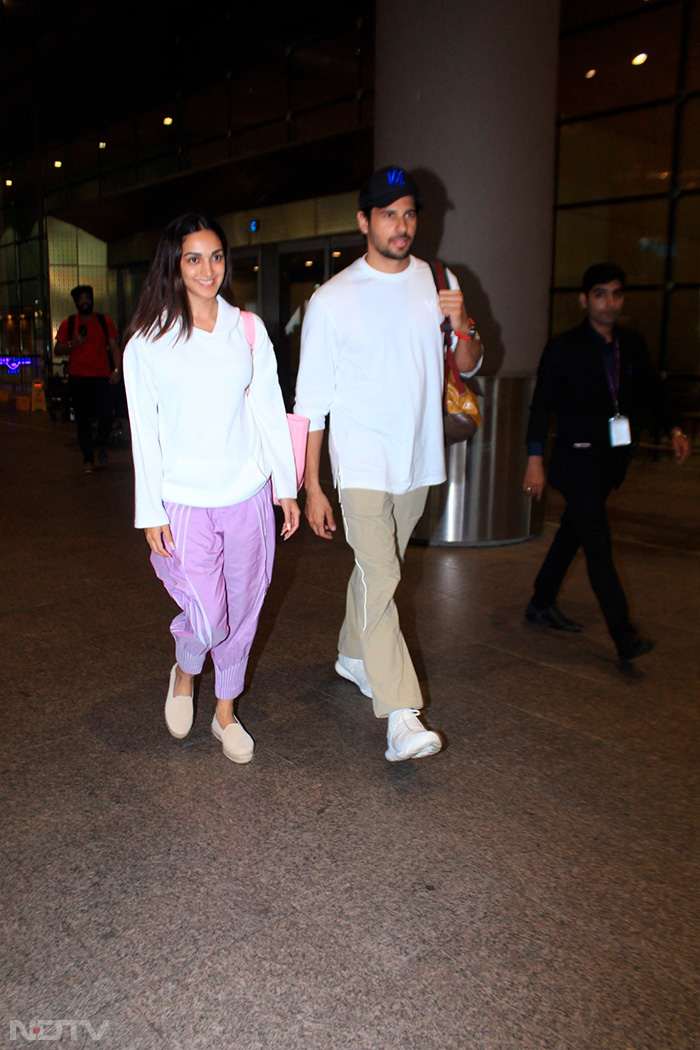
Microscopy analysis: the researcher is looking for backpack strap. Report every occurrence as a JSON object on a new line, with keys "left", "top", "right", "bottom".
{"left": 97, "top": 313, "right": 109, "bottom": 341}
{"left": 240, "top": 310, "right": 256, "bottom": 352}
{"left": 428, "top": 260, "right": 448, "bottom": 293}
{"left": 67, "top": 313, "right": 110, "bottom": 344}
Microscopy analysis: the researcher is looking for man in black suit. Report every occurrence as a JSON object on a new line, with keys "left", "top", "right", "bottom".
{"left": 522, "top": 263, "right": 690, "bottom": 668}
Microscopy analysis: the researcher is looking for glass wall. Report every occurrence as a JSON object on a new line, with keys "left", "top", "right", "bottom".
{"left": 555, "top": 0, "right": 700, "bottom": 395}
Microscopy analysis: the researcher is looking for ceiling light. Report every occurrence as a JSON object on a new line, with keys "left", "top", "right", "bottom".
{"left": 53, "top": 160, "right": 62, "bottom": 168}
{"left": 332, "top": 251, "right": 341, "bottom": 257}
{"left": 5, "top": 179, "right": 12, "bottom": 187}
{"left": 632, "top": 53, "right": 648, "bottom": 66}
{"left": 585, "top": 69, "right": 596, "bottom": 79}
{"left": 163, "top": 116, "right": 174, "bottom": 126}
{"left": 98, "top": 141, "right": 107, "bottom": 149}
{"left": 304, "top": 260, "right": 313, "bottom": 268}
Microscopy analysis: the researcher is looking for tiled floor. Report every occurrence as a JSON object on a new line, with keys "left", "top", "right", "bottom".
{"left": 2, "top": 407, "right": 698, "bottom": 1050}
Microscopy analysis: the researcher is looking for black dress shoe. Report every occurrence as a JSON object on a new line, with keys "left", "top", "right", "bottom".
{"left": 617, "top": 636, "right": 653, "bottom": 663}
{"left": 525, "top": 602, "right": 582, "bottom": 632}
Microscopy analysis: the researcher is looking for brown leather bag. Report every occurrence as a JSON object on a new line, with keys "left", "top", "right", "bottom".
{"left": 429, "top": 261, "right": 483, "bottom": 445}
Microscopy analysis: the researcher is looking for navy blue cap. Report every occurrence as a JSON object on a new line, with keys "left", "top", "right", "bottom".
{"left": 358, "top": 166, "right": 424, "bottom": 211}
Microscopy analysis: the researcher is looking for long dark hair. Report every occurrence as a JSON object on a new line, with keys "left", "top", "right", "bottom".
{"left": 124, "top": 213, "right": 233, "bottom": 344}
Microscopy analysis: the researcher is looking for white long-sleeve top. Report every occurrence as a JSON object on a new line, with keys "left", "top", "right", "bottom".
{"left": 124, "top": 298, "right": 296, "bottom": 528}
{"left": 294, "top": 255, "right": 481, "bottom": 494}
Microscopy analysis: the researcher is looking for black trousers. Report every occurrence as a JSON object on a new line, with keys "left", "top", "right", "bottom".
{"left": 532, "top": 451, "right": 636, "bottom": 655}
{"left": 68, "top": 376, "right": 112, "bottom": 463}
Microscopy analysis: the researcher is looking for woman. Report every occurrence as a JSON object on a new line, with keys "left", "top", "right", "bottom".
{"left": 123, "top": 213, "right": 299, "bottom": 764}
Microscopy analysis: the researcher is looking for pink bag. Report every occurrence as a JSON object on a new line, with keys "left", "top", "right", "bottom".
{"left": 241, "top": 310, "right": 308, "bottom": 505}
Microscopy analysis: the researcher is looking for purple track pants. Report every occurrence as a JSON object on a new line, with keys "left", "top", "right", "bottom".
{"left": 151, "top": 482, "right": 276, "bottom": 700}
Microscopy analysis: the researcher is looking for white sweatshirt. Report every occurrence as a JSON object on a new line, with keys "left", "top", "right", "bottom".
{"left": 294, "top": 255, "right": 480, "bottom": 494}
{"left": 124, "top": 298, "right": 296, "bottom": 528}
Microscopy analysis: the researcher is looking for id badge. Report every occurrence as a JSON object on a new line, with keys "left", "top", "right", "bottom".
{"left": 608, "top": 414, "right": 631, "bottom": 447}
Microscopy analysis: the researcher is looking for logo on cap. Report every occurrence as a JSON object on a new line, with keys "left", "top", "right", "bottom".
{"left": 387, "top": 169, "right": 405, "bottom": 187}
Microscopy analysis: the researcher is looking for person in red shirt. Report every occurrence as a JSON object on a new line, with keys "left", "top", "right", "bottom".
{"left": 55, "top": 285, "right": 122, "bottom": 473}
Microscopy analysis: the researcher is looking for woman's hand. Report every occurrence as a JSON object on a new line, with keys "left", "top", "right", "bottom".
{"left": 278, "top": 499, "right": 301, "bottom": 540}
{"left": 145, "top": 524, "right": 174, "bottom": 557}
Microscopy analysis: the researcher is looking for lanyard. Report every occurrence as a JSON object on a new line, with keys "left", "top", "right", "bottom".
{"left": 601, "top": 336, "right": 620, "bottom": 414}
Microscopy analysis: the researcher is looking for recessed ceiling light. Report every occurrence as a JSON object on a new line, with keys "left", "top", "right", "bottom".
{"left": 632, "top": 53, "right": 648, "bottom": 66}
{"left": 332, "top": 251, "right": 342, "bottom": 257}
{"left": 53, "top": 160, "right": 62, "bottom": 168}
{"left": 98, "top": 141, "right": 107, "bottom": 149}
{"left": 585, "top": 69, "right": 596, "bottom": 79}
{"left": 163, "top": 116, "right": 174, "bottom": 126}
{"left": 305, "top": 260, "right": 313, "bottom": 268}
{"left": 5, "top": 179, "right": 12, "bottom": 187}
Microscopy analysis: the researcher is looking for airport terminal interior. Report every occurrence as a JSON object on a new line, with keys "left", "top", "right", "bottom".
{"left": 1, "top": 1, "right": 699, "bottom": 1048}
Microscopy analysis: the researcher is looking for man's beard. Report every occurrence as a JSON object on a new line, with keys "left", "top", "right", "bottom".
{"left": 377, "top": 237, "right": 411, "bottom": 260}
{"left": 76, "top": 301, "right": 93, "bottom": 315}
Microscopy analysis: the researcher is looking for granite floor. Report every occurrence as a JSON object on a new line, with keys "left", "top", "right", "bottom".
{"left": 1, "top": 406, "right": 698, "bottom": 1050}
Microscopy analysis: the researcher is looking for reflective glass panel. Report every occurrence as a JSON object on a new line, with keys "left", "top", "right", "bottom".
{"left": 560, "top": 0, "right": 670, "bottom": 33}
{"left": 278, "top": 248, "right": 325, "bottom": 402}
{"left": 667, "top": 289, "right": 700, "bottom": 376}
{"left": 674, "top": 195, "right": 700, "bottom": 283}
{"left": 687, "top": 0, "right": 700, "bottom": 91}
{"left": 231, "top": 257, "right": 259, "bottom": 314}
{"left": 554, "top": 200, "right": 668, "bottom": 286}
{"left": 330, "top": 242, "right": 364, "bottom": 276}
{"left": 559, "top": 6, "right": 682, "bottom": 119}
{"left": 678, "top": 97, "right": 700, "bottom": 191}
{"left": 558, "top": 106, "right": 673, "bottom": 203}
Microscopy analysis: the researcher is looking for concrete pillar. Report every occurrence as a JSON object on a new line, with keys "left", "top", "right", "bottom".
{"left": 375, "top": 0, "right": 560, "bottom": 377}
{"left": 376, "top": 0, "right": 560, "bottom": 544}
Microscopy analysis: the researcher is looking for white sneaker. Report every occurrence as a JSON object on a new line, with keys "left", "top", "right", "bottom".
{"left": 385, "top": 708, "right": 442, "bottom": 762}
{"left": 164, "top": 663, "right": 194, "bottom": 739}
{"left": 335, "top": 654, "right": 373, "bottom": 698}
{"left": 211, "top": 714, "right": 254, "bottom": 764}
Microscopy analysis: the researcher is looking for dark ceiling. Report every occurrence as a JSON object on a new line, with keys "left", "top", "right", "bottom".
{"left": 0, "top": 0, "right": 375, "bottom": 238}
{"left": 0, "top": 0, "right": 372, "bottom": 165}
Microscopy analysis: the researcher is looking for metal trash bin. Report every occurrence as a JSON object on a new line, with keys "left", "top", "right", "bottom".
{"left": 412, "top": 376, "right": 542, "bottom": 546}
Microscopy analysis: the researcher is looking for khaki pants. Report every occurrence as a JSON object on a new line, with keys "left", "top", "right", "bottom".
{"left": 338, "top": 485, "right": 429, "bottom": 718}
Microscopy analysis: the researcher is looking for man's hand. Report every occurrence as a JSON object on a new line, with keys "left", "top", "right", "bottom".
{"left": 108, "top": 369, "right": 120, "bottom": 386}
{"left": 523, "top": 456, "right": 546, "bottom": 501}
{"left": 672, "top": 432, "right": 691, "bottom": 466}
{"left": 438, "top": 289, "right": 469, "bottom": 334}
{"left": 145, "top": 524, "right": 173, "bottom": 557}
{"left": 304, "top": 488, "right": 337, "bottom": 539}
{"left": 438, "top": 288, "right": 482, "bottom": 373}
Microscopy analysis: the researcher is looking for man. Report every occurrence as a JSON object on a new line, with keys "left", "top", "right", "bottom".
{"left": 55, "top": 285, "right": 121, "bottom": 473}
{"left": 294, "top": 165, "right": 482, "bottom": 761}
{"left": 523, "top": 262, "right": 690, "bottom": 669}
